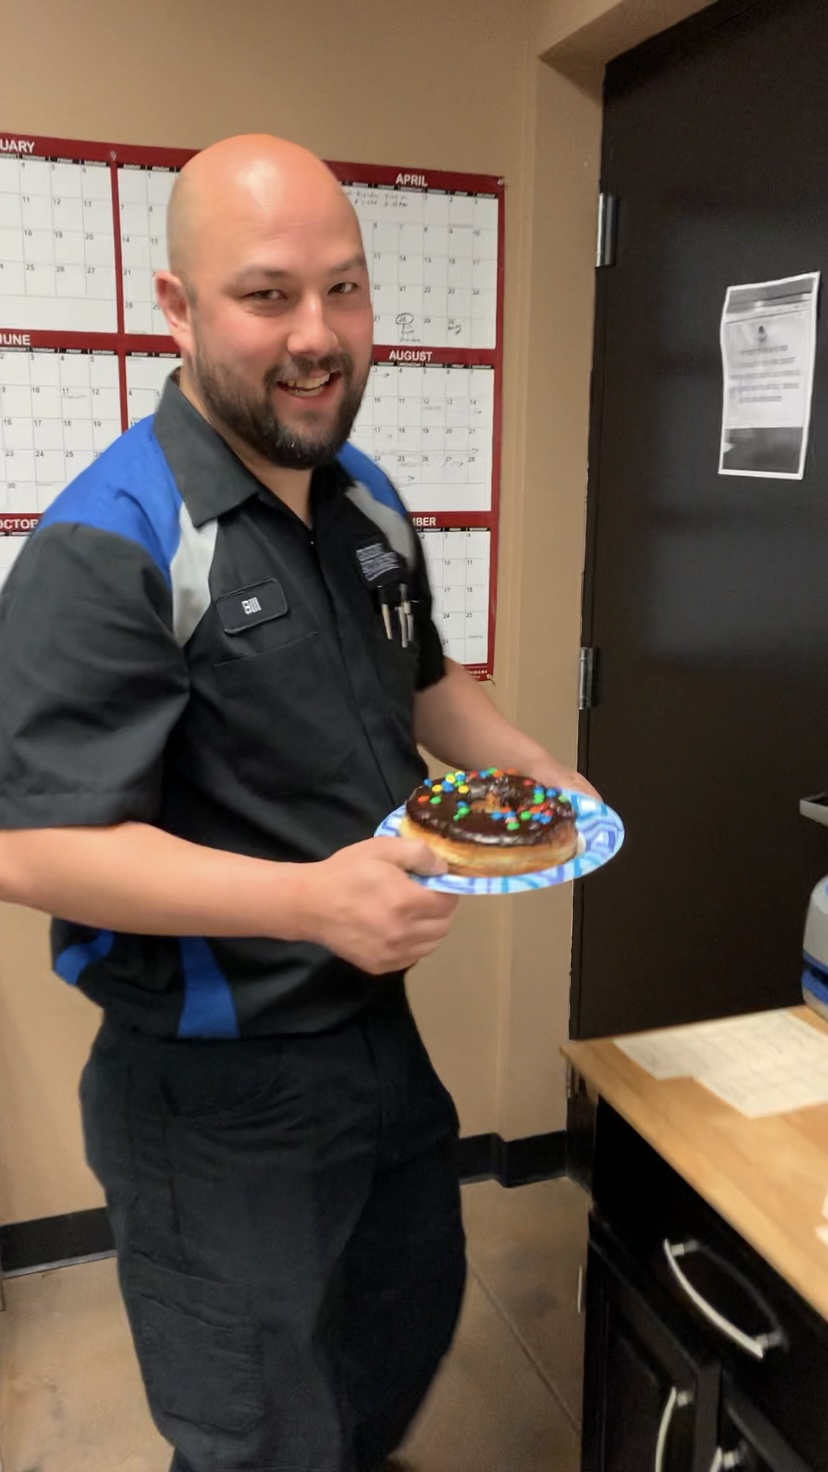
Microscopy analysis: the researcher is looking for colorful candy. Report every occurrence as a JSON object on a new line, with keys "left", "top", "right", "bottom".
{"left": 408, "top": 771, "right": 577, "bottom": 853}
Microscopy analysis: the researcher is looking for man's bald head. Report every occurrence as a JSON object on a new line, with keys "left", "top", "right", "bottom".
{"left": 166, "top": 134, "right": 358, "bottom": 286}
{"left": 155, "top": 132, "right": 374, "bottom": 479}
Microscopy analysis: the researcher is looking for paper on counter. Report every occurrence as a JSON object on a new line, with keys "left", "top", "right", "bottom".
{"left": 702, "top": 1067, "right": 828, "bottom": 1118}
{"left": 616, "top": 1010, "right": 806, "bottom": 1078}
{"left": 615, "top": 1010, "right": 828, "bottom": 1117}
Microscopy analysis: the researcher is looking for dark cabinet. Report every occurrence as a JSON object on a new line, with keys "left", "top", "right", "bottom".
{"left": 582, "top": 1105, "right": 828, "bottom": 1472}
{"left": 583, "top": 1232, "right": 719, "bottom": 1472}
{"left": 713, "top": 1384, "right": 811, "bottom": 1472}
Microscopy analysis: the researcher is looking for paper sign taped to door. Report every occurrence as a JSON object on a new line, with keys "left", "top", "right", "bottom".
{"left": 719, "top": 272, "right": 820, "bottom": 480}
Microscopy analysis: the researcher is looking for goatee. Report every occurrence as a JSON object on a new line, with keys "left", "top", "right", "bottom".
{"left": 192, "top": 349, "right": 369, "bottom": 469}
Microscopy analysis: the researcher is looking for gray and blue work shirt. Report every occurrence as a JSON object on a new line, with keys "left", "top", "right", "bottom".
{"left": 0, "top": 377, "right": 444, "bottom": 1038}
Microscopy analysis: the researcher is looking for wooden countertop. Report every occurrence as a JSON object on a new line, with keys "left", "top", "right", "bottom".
{"left": 564, "top": 1007, "right": 828, "bottom": 1321}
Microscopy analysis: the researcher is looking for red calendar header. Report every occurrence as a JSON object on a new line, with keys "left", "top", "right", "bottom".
{"left": 0, "top": 331, "right": 117, "bottom": 353}
{"left": 0, "top": 139, "right": 504, "bottom": 201}
{"left": 329, "top": 160, "right": 503, "bottom": 197}
{"left": 411, "top": 513, "right": 492, "bottom": 530}
{"left": 372, "top": 346, "right": 493, "bottom": 367}
{"left": 0, "top": 136, "right": 197, "bottom": 169}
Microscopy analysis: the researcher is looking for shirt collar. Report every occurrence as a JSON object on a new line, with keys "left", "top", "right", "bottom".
{"left": 152, "top": 374, "right": 346, "bottom": 529}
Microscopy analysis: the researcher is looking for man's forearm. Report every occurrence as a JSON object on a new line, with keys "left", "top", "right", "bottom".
{"left": 414, "top": 659, "right": 548, "bottom": 772}
{"left": 0, "top": 822, "right": 308, "bottom": 941}
{"left": 413, "top": 658, "right": 598, "bottom": 796}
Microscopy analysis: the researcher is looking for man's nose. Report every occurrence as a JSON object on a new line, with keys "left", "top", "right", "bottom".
{"left": 285, "top": 293, "right": 339, "bottom": 361}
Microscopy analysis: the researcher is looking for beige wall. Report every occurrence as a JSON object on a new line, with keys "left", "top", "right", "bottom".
{"left": 537, "top": 0, "right": 714, "bottom": 73}
{"left": 0, "top": 0, "right": 711, "bottom": 1224}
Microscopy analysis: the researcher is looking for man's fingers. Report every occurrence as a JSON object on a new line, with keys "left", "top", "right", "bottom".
{"left": 369, "top": 836, "right": 449, "bottom": 877}
{"left": 567, "top": 776, "right": 601, "bottom": 800}
{"left": 535, "top": 769, "right": 601, "bottom": 801}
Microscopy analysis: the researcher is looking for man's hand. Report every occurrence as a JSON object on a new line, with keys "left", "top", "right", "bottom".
{"left": 413, "top": 658, "right": 602, "bottom": 802}
{"left": 528, "top": 758, "right": 601, "bottom": 801}
{"left": 295, "top": 837, "right": 459, "bottom": 975}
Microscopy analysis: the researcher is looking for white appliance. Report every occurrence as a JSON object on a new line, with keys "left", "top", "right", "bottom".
{"left": 801, "top": 793, "right": 828, "bottom": 1021}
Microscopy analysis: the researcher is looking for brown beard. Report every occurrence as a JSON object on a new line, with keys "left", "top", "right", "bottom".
{"left": 191, "top": 344, "right": 369, "bottom": 469}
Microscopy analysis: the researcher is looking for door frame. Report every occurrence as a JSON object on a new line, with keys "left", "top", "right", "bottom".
{"left": 570, "top": 0, "right": 784, "bottom": 1045}
{"left": 566, "top": 0, "right": 791, "bottom": 1176}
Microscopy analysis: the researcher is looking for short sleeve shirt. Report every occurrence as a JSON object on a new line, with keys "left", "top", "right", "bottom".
{"left": 0, "top": 378, "right": 445, "bottom": 1038}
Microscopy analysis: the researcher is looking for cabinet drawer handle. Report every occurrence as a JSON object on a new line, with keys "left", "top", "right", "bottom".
{"left": 709, "top": 1449, "right": 747, "bottom": 1471}
{"left": 655, "top": 1384, "right": 693, "bottom": 1472}
{"left": 663, "top": 1239, "right": 784, "bottom": 1360}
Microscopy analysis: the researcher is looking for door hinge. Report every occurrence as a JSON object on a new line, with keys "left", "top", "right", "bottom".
{"left": 578, "top": 646, "right": 596, "bottom": 710}
{"left": 595, "top": 191, "right": 618, "bottom": 268}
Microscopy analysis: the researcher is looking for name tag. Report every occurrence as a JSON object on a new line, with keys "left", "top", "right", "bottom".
{"left": 355, "top": 538, "right": 405, "bottom": 589}
{"left": 217, "top": 579, "right": 288, "bottom": 635}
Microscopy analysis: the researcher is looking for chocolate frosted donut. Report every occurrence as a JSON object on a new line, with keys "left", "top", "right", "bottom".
{"left": 399, "top": 768, "right": 579, "bottom": 877}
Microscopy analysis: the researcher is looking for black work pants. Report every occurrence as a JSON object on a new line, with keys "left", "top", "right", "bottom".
{"left": 80, "top": 980, "right": 466, "bottom": 1471}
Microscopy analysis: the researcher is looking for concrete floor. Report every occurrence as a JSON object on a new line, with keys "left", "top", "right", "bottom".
{"left": 0, "top": 1176, "right": 588, "bottom": 1472}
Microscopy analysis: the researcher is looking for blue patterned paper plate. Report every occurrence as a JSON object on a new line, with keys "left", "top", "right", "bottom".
{"left": 375, "top": 790, "right": 625, "bottom": 895}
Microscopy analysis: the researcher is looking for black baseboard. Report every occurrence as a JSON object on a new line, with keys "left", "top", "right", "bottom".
{"left": 1, "top": 1130, "right": 566, "bottom": 1276}
{"left": 458, "top": 1129, "right": 567, "bottom": 1187}
{"left": 0, "top": 1206, "right": 114, "bottom": 1276}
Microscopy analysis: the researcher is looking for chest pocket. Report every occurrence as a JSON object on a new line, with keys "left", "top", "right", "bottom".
{"left": 214, "top": 630, "right": 355, "bottom": 798}
{"left": 371, "top": 605, "right": 420, "bottom": 715}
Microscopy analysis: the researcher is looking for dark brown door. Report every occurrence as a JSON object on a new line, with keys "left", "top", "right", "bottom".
{"left": 574, "top": 0, "right": 828, "bottom": 1038}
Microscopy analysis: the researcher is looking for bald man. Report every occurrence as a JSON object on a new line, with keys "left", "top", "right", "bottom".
{"left": 0, "top": 135, "right": 594, "bottom": 1470}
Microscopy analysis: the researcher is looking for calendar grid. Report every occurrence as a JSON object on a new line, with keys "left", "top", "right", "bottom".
{"left": 0, "top": 344, "right": 121, "bottom": 517}
{"left": 0, "top": 134, "right": 503, "bottom": 675}
{"left": 419, "top": 527, "right": 492, "bottom": 670}
{"left": 351, "top": 361, "right": 495, "bottom": 514}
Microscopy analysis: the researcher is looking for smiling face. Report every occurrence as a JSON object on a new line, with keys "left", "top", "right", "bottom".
{"left": 156, "top": 141, "right": 374, "bottom": 469}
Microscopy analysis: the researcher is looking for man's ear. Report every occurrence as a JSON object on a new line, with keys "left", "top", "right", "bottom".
{"left": 154, "top": 271, "right": 194, "bottom": 357}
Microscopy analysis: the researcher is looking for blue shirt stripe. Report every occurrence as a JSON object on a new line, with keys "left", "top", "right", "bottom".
{"left": 177, "top": 937, "right": 240, "bottom": 1038}
{"left": 337, "top": 442, "right": 407, "bottom": 516}
{"left": 35, "top": 419, "right": 183, "bottom": 582}
{"left": 54, "top": 930, "right": 115, "bottom": 986}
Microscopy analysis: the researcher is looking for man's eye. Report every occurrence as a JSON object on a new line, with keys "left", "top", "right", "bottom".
{"left": 247, "top": 290, "right": 285, "bottom": 301}
{"left": 331, "top": 282, "right": 359, "bottom": 295}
